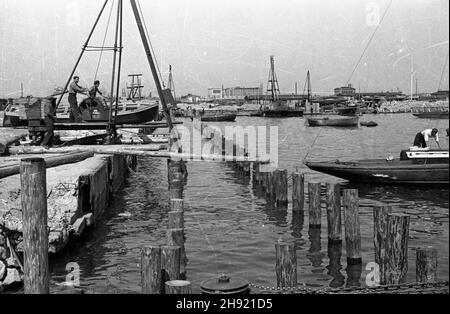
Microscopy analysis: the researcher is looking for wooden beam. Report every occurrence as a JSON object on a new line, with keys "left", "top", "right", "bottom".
{"left": 0, "top": 152, "right": 94, "bottom": 179}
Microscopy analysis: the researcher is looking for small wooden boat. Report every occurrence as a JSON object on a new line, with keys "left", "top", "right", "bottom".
{"left": 262, "top": 109, "right": 304, "bottom": 117}
{"left": 360, "top": 121, "right": 378, "bottom": 127}
{"left": 197, "top": 111, "right": 237, "bottom": 122}
{"left": 306, "top": 149, "right": 449, "bottom": 184}
{"left": 308, "top": 116, "right": 359, "bottom": 127}
{"left": 413, "top": 112, "right": 449, "bottom": 119}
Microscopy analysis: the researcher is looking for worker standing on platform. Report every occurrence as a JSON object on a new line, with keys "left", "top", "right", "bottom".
{"left": 68, "top": 76, "right": 89, "bottom": 122}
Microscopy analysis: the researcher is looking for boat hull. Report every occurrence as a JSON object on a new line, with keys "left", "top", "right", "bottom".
{"left": 263, "top": 110, "right": 304, "bottom": 117}
{"left": 308, "top": 116, "right": 359, "bottom": 127}
{"left": 200, "top": 113, "right": 237, "bottom": 122}
{"left": 306, "top": 159, "right": 449, "bottom": 184}
{"left": 413, "top": 112, "right": 449, "bottom": 119}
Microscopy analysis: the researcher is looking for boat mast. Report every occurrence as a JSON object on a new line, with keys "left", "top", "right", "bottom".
{"left": 113, "top": 0, "right": 124, "bottom": 122}
{"left": 108, "top": 0, "right": 122, "bottom": 128}
{"left": 53, "top": 0, "right": 109, "bottom": 115}
{"left": 267, "top": 55, "right": 280, "bottom": 102}
{"left": 129, "top": 0, "right": 173, "bottom": 130}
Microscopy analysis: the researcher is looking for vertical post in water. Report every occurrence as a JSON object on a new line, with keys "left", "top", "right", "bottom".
{"left": 326, "top": 183, "right": 341, "bottom": 243}
{"left": 165, "top": 280, "right": 192, "bottom": 294}
{"left": 373, "top": 205, "right": 392, "bottom": 284}
{"left": 308, "top": 183, "right": 322, "bottom": 228}
{"left": 292, "top": 173, "right": 305, "bottom": 213}
{"left": 167, "top": 229, "right": 186, "bottom": 280}
{"left": 385, "top": 213, "right": 410, "bottom": 285}
{"left": 20, "top": 158, "right": 49, "bottom": 294}
{"left": 161, "top": 245, "right": 181, "bottom": 293}
{"left": 141, "top": 246, "right": 162, "bottom": 294}
{"left": 168, "top": 211, "right": 184, "bottom": 229}
{"left": 416, "top": 247, "right": 438, "bottom": 283}
{"left": 343, "top": 189, "right": 361, "bottom": 265}
{"left": 170, "top": 199, "right": 184, "bottom": 212}
{"left": 275, "top": 241, "right": 297, "bottom": 288}
{"left": 266, "top": 171, "right": 274, "bottom": 200}
{"left": 275, "top": 169, "right": 288, "bottom": 207}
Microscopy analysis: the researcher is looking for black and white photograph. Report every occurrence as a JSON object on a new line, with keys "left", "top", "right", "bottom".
{"left": 0, "top": 0, "right": 448, "bottom": 302}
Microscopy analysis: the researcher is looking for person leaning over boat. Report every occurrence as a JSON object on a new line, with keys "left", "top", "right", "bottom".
{"left": 413, "top": 128, "right": 441, "bottom": 149}
{"left": 68, "top": 76, "right": 89, "bottom": 122}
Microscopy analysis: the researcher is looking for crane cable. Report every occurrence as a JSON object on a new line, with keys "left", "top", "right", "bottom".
{"left": 347, "top": 0, "right": 393, "bottom": 84}
{"left": 438, "top": 50, "right": 449, "bottom": 91}
{"left": 94, "top": 0, "right": 116, "bottom": 81}
{"left": 136, "top": 0, "right": 166, "bottom": 87}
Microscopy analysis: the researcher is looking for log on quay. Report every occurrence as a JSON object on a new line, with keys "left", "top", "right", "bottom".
{"left": 9, "top": 146, "right": 271, "bottom": 163}
{"left": 8, "top": 144, "right": 166, "bottom": 155}
{"left": 0, "top": 129, "right": 28, "bottom": 154}
{"left": 0, "top": 152, "right": 94, "bottom": 179}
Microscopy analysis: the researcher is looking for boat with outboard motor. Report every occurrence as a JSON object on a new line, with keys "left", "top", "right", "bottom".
{"left": 305, "top": 148, "right": 449, "bottom": 184}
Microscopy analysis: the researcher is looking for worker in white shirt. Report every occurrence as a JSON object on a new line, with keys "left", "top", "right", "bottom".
{"left": 413, "top": 128, "right": 441, "bottom": 149}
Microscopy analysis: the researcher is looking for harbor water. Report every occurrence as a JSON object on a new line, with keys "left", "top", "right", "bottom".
{"left": 48, "top": 114, "right": 449, "bottom": 293}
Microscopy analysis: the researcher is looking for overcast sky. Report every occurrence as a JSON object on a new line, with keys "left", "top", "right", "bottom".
{"left": 0, "top": 0, "right": 448, "bottom": 97}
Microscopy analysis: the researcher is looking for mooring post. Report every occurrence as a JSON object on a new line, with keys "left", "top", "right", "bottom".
{"left": 266, "top": 171, "right": 274, "bottom": 200}
{"left": 141, "top": 245, "right": 162, "bottom": 294}
{"left": 416, "top": 247, "right": 438, "bottom": 283}
{"left": 385, "top": 213, "right": 410, "bottom": 284}
{"left": 167, "top": 228, "right": 186, "bottom": 279}
{"left": 168, "top": 160, "right": 186, "bottom": 199}
{"left": 275, "top": 169, "right": 288, "bottom": 207}
{"left": 20, "top": 158, "right": 49, "bottom": 294}
{"left": 275, "top": 240, "right": 297, "bottom": 288}
{"left": 170, "top": 199, "right": 184, "bottom": 212}
{"left": 343, "top": 189, "right": 362, "bottom": 265}
{"left": 292, "top": 173, "right": 305, "bottom": 213}
{"left": 326, "top": 183, "right": 342, "bottom": 243}
{"left": 161, "top": 245, "right": 181, "bottom": 293}
{"left": 165, "top": 280, "right": 192, "bottom": 294}
{"left": 308, "top": 182, "right": 322, "bottom": 228}
{"left": 168, "top": 211, "right": 184, "bottom": 229}
{"left": 373, "top": 205, "right": 392, "bottom": 284}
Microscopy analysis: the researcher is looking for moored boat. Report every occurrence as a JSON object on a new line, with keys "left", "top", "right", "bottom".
{"left": 413, "top": 112, "right": 449, "bottom": 119}
{"left": 360, "top": 121, "right": 378, "bottom": 127}
{"left": 308, "top": 116, "right": 359, "bottom": 127}
{"left": 305, "top": 149, "right": 449, "bottom": 184}
{"left": 196, "top": 110, "right": 237, "bottom": 122}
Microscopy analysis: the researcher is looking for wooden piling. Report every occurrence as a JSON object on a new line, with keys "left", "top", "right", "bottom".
{"left": 165, "top": 280, "right": 192, "bottom": 294}
{"left": 326, "top": 183, "right": 341, "bottom": 243}
{"left": 141, "top": 246, "right": 162, "bottom": 294}
{"left": 266, "top": 171, "right": 274, "bottom": 200}
{"left": 275, "top": 241, "right": 297, "bottom": 288}
{"left": 292, "top": 173, "right": 305, "bottom": 213}
{"left": 342, "top": 189, "right": 361, "bottom": 264}
{"left": 170, "top": 199, "right": 184, "bottom": 212}
{"left": 385, "top": 213, "right": 410, "bottom": 284}
{"left": 161, "top": 245, "right": 181, "bottom": 290}
{"left": 167, "top": 228, "right": 186, "bottom": 279}
{"left": 168, "top": 211, "right": 184, "bottom": 229}
{"left": 275, "top": 169, "right": 288, "bottom": 206}
{"left": 416, "top": 247, "right": 438, "bottom": 283}
{"left": 20, "top": 158, "right": 49, "bottom": 294}
{"left": 308, "top": 183, "right": 322, "bottom": 228}
{"left": 373, "top": 205, "right": 392, "bottom": 284}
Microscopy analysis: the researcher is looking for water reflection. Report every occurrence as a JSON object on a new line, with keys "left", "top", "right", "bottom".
{"left": 346, "top": 263, "right": 363, "bottom": 288}
{"left": 306, "top": 228, "right": 325, "bottom": 270}
{"left": 326, "top": 242, "right": 345, "bottom": 288}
